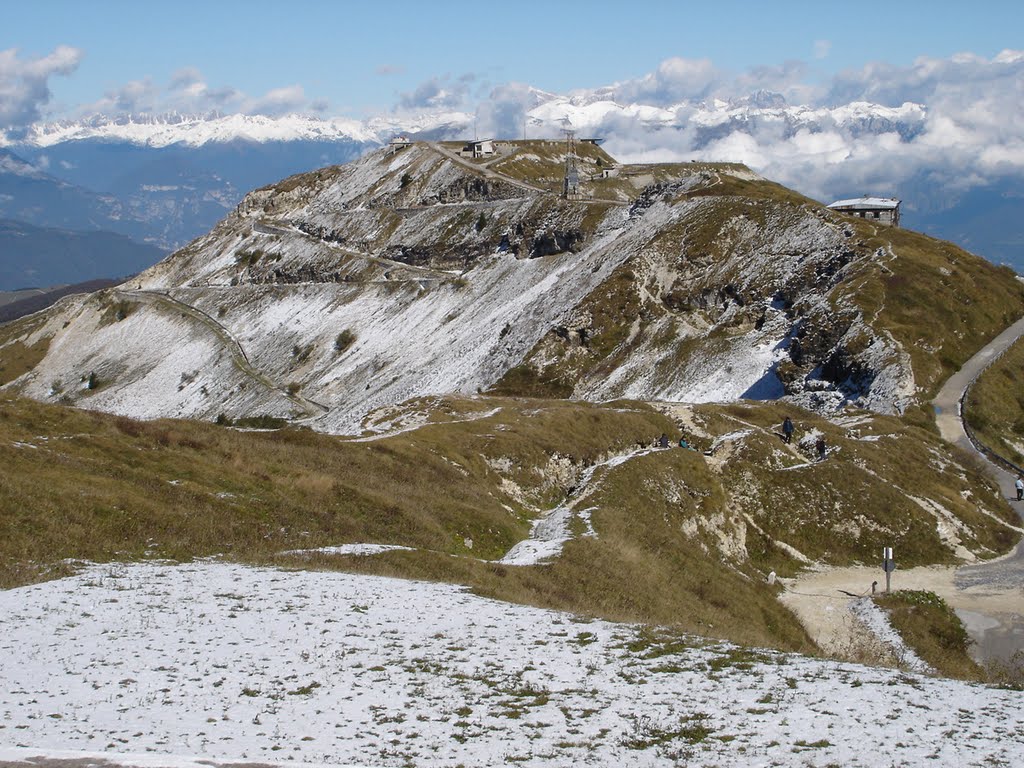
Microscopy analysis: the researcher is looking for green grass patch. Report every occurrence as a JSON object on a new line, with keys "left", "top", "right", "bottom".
{"left": 875, "top": 590, "right": 982, "bottom": 680}
{"left": 966, "top": 334, "right": 1024, "bottom": 468}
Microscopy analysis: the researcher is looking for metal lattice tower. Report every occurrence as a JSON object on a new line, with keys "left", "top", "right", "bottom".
{"left": 562, "top": 129, "right": 580, "bottom": 199}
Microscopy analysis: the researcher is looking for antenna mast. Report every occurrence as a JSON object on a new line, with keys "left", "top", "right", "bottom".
{"left": 562, "top": 128, "right": 580, "bottom": 199}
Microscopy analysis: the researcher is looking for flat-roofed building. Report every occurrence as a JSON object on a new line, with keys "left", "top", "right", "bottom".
{"left": 827, "top": 196, "right": 901, "bottom": 227}
{"left": 460, "top": 139, "right": 495, "bottom": 158}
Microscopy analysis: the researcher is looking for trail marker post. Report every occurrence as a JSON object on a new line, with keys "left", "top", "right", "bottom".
{"left": 882, "top": 546, "right": 895, "bottom": 593}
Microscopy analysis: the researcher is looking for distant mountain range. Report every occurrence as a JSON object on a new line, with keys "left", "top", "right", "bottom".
{"left": 0, "top": 277, "right": 120, "bottom": 322}
{"left": 0, "top": 94, "right": 1021, "bottom": 284}
{"left": 0, "top": 218, "right": 163, "bottom": 291}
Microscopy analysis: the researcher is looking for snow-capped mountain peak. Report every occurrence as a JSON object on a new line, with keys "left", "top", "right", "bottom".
{"left": 5, "top": 110, "right": 475, "bottom": 149}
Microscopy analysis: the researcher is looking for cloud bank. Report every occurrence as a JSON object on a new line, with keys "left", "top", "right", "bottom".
{"left": 0, "top": 46, "right": 82, "bottom": 132}
{"left": 467, "top": 50, "right": 1024, "bottom": 208}
{"left": 74, "top": 64, "right": 314, "bottom": 119}
{"left": 3, "top": 45, "right": 1022, "bottom": 219}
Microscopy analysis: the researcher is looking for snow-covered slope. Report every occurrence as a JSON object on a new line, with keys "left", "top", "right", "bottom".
{"left": 3, "top": 141, "right": 1020, "bottom": 433}
{"left": 1, "top": 560, "right": 1021, "bottom": 767}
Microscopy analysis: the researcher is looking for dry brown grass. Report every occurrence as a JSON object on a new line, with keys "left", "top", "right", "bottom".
{"left": 0, "top": 395, "right": 670, "bottom": 586}
{"left": 691, "top": 402, "right": 1017, "bottom": 575}
{"left": 849, "top": 225, "right": 1024, "bottom": 398}
{"left": 0, "top": 336, "right": 50, "bottom": 386}
{"left": 2, "top": 393, "right": 1016, "bottom": 657}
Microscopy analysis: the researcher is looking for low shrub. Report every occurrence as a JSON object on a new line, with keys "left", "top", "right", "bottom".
{"left": 335, "top": 330, "right": 356, "bottom": 354}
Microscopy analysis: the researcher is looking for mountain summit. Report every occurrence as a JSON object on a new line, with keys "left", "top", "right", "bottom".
{"left": 2, "top": 139, "right": 1021, "bottom": 434}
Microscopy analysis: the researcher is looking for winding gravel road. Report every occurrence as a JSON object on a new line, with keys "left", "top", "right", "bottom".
{"left": 932, "top": 314, "right": 1024, "bottom": 590}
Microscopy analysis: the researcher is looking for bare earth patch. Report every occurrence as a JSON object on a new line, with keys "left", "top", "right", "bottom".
{"left": 780, "top": 558, "right": 1024, "bottom": 663}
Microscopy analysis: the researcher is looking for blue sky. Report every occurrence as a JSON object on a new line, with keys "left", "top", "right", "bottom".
{"left": 3, "top": 0, "right": 1024, "bottom": 120}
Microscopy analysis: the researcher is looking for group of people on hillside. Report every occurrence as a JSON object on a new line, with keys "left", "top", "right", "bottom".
{"left": 656, "top": 417, "right": 827, "bottom": 460}
{"left": 657, "top": 433, "right": 694, "bottom": 450}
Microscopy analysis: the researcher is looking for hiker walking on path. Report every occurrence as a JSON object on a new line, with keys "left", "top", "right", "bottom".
{"left": 815, "top": 437, "right": 827, "bottom": 461}
{"left": 782, "top": 417, "right": 794, "bottom": 444}
{"left": 1016, "top": 475, "right": 1023, "bottom": 501}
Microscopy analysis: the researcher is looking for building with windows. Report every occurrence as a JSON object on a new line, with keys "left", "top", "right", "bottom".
{"left": 827, "top": 196, "right": 901, "bottom": 227}
{"left": 460, "top": 140, "right": 495, "bottom": 158}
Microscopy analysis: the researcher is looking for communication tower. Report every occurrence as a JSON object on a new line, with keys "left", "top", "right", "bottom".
{"left": 562, "top": 129, "right": 581, "bottom": 199}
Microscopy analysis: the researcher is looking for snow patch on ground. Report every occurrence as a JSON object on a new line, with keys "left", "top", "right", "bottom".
{"left": 2, "top": 562, "right": 1022, "bottom": 767}
{"left": 279, "top": 544, "right": 415, "bottom": 557}
{"left": 850, "top": 597, "right": 934, "bottom": 674}
{"left": 501, "top": 448, "right": 654, "bottom": 565}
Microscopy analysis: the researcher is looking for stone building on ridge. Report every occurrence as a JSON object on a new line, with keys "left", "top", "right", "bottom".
{"left": 827, "top": 196, "right": 901, "bottom": 227}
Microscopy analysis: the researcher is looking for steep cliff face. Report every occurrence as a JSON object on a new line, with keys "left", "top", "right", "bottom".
{"left": 2, "top": 141, "right": 1021, "bottom": 433}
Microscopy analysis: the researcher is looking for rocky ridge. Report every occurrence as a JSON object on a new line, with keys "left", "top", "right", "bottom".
{"left": 1, "top": 140, "right": 1021, "bottom": 434}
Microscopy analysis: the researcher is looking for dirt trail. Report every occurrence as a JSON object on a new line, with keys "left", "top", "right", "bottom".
{"left": 783, "top": 317, "right": 1024, "bottom": 664}
{"left": 780, "top": 563, "right": 1024, "bottom": 662}
{"left": 117, "top": 289, "right": 327, "bottom": 418}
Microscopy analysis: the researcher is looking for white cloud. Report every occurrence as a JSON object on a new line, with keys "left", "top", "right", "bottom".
{"left": 475, "top": 82, "right": 552, "bottom": 139}
{"left": 611, "top": 56, "right": 719, "bottom": 105}
{"left": 813, "top": 40, "right": 831, "bottom": 60}
{"left": 169, "top": 67, "right": 203, "bottom": 90}
{"left": 397, "top": 75, "right": 470, "bottom": 112}
{"left": 76, "top": 68, "right": 318, "bottom": 119}
{"left": 465, "top": 50, "right": 1024, "bottom": 210}
{"left": 0, "top": 45, "right": 83, "bottom": 131}
{"left": 245, "top": 85, "right": 307, "bottom": 116}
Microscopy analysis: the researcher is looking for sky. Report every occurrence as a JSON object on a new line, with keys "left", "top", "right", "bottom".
{"left": 3, "top": 0, "right": 1024, "bottom": 122}
{"left": 2, "top": 0, "right": 1024, "bottom": 240}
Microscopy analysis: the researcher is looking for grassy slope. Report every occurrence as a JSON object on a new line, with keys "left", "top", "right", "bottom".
{"left": 875, "top": 590, "right": 981, "bottom": 679}
{"left": 695, "top": 402, "right": 1017, "bottom": 575}
{"left": 965, "top": 334, "right": 1024, "bottom": 467}
{"left": 847, "top": 223, "right": 1024, "bottom": 399}
{"left": 0, "top": 393, "right": 810, "bottom": 651}
{"left": 0, "top": 313, "right": 51, "bottom": 386}
{"left": 3, "top": 392, "right": 1017, "bottom": 657}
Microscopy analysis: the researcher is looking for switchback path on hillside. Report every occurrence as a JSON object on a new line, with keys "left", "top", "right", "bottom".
{"left": 117, "top": 289, "right": 328, "bottom": 418}
{"left": 931, "top": 314, "right": 1024, "bottom": 612}
{"left": 932, "top": 313, "right": 1024, "bottom": 490}
{"left": 254, "top": 218, "right": 456, "bottom": 285}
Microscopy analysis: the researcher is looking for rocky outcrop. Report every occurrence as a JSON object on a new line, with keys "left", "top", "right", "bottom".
{"left": 2, "top": 142, "right": 1020, "bottom": 432}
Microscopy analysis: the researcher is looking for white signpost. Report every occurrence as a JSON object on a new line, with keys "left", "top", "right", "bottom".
{"left": 882, "top": 546, "right": 895, "bottom": 593}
